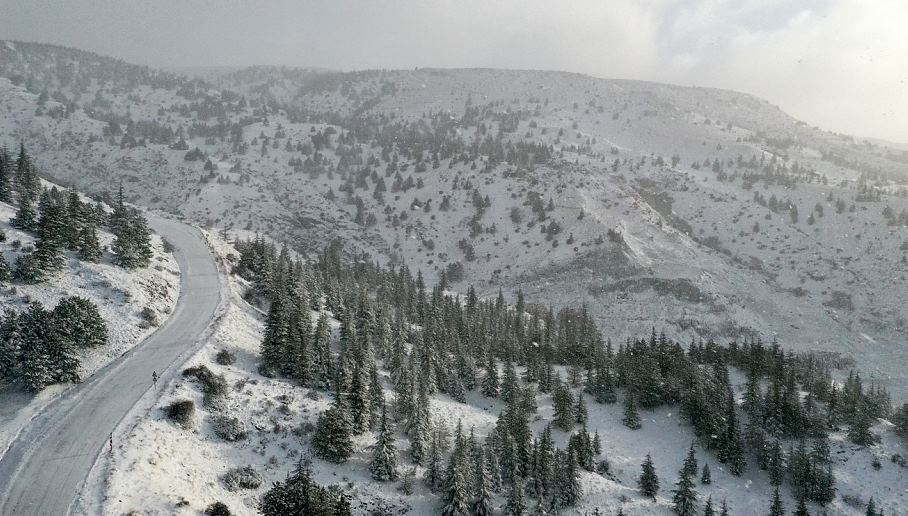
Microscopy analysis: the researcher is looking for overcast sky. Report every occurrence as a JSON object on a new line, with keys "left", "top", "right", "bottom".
{"left": 2, "top": 0, "right": 905, "bottom": 142}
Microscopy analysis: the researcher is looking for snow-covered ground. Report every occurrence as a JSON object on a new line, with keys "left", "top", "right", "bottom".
{"left": 0, "top": 199, "right": 180, "bottom": 457}
{"left": 90, "top": 234, "right": 908, "bottom": 516}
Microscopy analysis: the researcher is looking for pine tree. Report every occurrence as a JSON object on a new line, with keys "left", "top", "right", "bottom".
{"left": 0, "top": 147, "right": 11, "bottom": 203}
{"left": 348, "top": 360, "right": 370, "bottom": 434}
{"left": 768, "top": 487, "right": 785, "bottom": 516}
{"left": 575, "top": 393, "right": 588, "bottom": 425}
{"left": 719, "top": 395, "right": 746, "bottom": 475}
{"left": 370, "top": 403, "right": 398, "bottom": 481}
{"left": 623, "top": 392, "right": 642, "bottom": 430}
{"left": 552, "top": 381, "right": 575, "bottom": 431}
{"left": 672, "top": 467, "right": 698, "bottom": 516}
{"left": 368, "top": 363, "right": 384, "bottom": 428}
{"left": 425, "top": 431, "right": 444, "bottom": 491}
{"left": 682, "top": 442, "right": 699, "bottom": 479}
{"left": 638, "top": 453, "right": 660, "bottom": 500}
{"left": 0, "top": 254, "right": 10, "bottom": 283}
{"left": 700, "top": 463, "right": 711, "bottom": 484}
{"left": 25, "top": 191, "right": 67, "bottom": 278}
{"left": 15, "top": 303, "right": 54, "bottom": 390}
{"left": 704, "top": 497, "right": 715, "bottom": 516}
{"left": 260, "top": 294, "right": 288, "bottom": 375}
{"left": 767, "top": 440, "right": 785, "bottom": 486}
{"left": 865, "top": 498, "right": 876, "bottom": 516}
{"left": 794, "top": 497, "right": 810, "bottom": 516}
{"left": 720, "top": 499, "right": 730, "bottom": 516}
{"left": 260, "top": 462, "right": 351, "bottom": 516}
{"left": 310, "top": 313, "right": 332, "bottom": 389}
{"left": 557, "top": 447, "right": 582, "bottom": 508}
{"left": 481, "top": 353, "right": 499, "bottom": 397}
{"left": 11, "top": 145, "right": 39, "bottom": 231}
{"left": 472, "top": 448, "right": 494, "bottom": 516}
{"left": 111, "top": 208, "right": 153, "bottom": 269}
{"left": 848, "top": 402, "right": 875, "bottom": 446}
{"left": 408, "top": 380, "right": 431, "bottom": 464}
{"left": 504, "top": 475, "right": 526, "bottom": 516}
{"left": 312, "top": 394, "right": 354, "bottom": 463}
{"left": 52, "top": 296, "right": 108, "bottom": 348}
{"left": 440, "top": 450, "right": 471, "bottom": 516}
{"left": 76, "top": 220, "right": 102, "bottom": 262}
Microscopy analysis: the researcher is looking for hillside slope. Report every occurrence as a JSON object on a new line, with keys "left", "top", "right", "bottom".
{"left": 1, "top": 41, "right": 907, "bottom": 399}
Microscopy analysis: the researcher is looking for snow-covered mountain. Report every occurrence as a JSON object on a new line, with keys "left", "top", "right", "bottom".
{"left": 1, "top": 40, "right": 907, "bottom": 401}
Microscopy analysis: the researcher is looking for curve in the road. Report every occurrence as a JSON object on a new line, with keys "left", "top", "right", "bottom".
{"left": 0, "top": 217, "right": 222, "bottom": 516}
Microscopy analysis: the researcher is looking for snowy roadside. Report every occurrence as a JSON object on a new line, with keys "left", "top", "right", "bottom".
{"left": 0, "top": 203, "right": 181, "bottom": 459}
{"left": 75, "top": 228, "right": 232, "bottom": 515}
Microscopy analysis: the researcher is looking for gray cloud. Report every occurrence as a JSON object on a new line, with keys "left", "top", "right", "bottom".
{"left": 1, "top": 0, "right": 904, "bottom": 142}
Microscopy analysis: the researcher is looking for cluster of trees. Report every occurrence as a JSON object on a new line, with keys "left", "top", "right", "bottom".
{"left": 260, "top": 462, "right": 351, "bottom": 516}
{"left": 0, "top": 145, "right": 153, "bottom": 281}
{"left": 0, "top": 296, "right": 107, "bottom": 390}
{"left": 235, "top": 237, "right": 894, "bottom": 515}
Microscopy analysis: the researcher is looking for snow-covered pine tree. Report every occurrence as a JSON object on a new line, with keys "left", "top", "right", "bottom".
{"left": 623, "top": 391, "right": 642, "bottom": 430}
{"left": 557, "top": 447, "right": 582, "bottom": 508}
{"left": 682, "top": 442, "right": 698, "bottom": 479}
{"left": 471, "top": 447, "right": 494, "bottom": 516}
{"left": 368, "top": 363, "right": 383, "bottom": 428}
{"left": 440, "top": 445, "right": 471, "bottom": 516}
{"left": 504, "top": 474, "right": 526, "bottom": 516}
{"left": 0, "top": 147, "right": 11, "bottom": 203}
{"left": 311, "top": 394, "right": 354, "bottom": 463}
{"left": 481, "top": 353, "right": 499, "bottom": 398}
{"left": 671, "top": 466, "right": 697, "bottom": 516}
{"left": 425, "top": 430, "right": 444, "bottom": 491}
{"left": 16, "top": 303, "right": 55, "bottom": 391}
{"left": 552, "top": 381, "right": 575, "bottom": 431}
{"left": 700, "top": 463, "right": 711, "bottom": 485}
{"left": 310, "top": 313, "right": 332, "bottom": 390}
{"left": 259, "top": 293, "right": 288, "bottom": 376}
{"left": 638, "top": 453, "right": 660, "bottom": 500}
{"left": 768, "top": 487, "right": 785, "bottom": 516}
{"left": 52, "top": 296, "right": 108, "bottom": 348}
{"left": 370, "top": 403, "right": 398, "bottom": 481}
{"left": 793, "top": 497, "right": 810, "bottom": 516}
{"left": 348, "top": 360, "right": 370, "bottom": 434}
{"left": 408, "top": 379, "right": 431, "bottom": 464}
{"left": 575, "top": 392, "right": 588, "bottom": 425}
{"left": 719, "top": 394, "right": 746, "bottom": 475}
{"left": 720, "top": 499, "right": 730, "bottom": 516}
{"left": 111, "top": 208, "right": 153, "bottom": 269}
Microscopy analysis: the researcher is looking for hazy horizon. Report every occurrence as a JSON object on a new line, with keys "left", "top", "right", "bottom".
{"left": 2, "top": 0, "right": 905, "bottom": 143}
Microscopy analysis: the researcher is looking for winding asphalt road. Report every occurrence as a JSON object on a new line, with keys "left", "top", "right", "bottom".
{"left": 0, "top": 216, "right": 222, "bottom": 516}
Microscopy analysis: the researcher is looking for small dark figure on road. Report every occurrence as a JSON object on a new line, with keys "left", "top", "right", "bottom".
{"left": 109, "top": 433, "right": 113, "bottom": 452}
{"left": 152, "top": 370, "right": 158, "bottom": 389}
